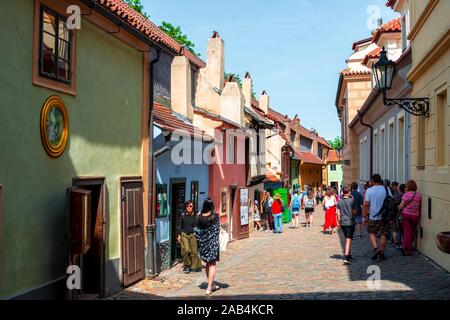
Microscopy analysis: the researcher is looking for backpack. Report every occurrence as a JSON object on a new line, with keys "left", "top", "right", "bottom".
{"left": 376, "top": 186, "right": 397, "bottom": 222}
{"left": 292, "top": 195, "right": 300, "bottom": 209}
{"left": 305, "top": 197, "right": 314, "bottom": 209}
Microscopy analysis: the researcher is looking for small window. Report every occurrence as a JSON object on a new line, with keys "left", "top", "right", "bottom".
{"left": 156, "top": 184, "right": 168, "bottom": 217}
{"left": 330, "top": 164, "right": 337, "bottom": 171}
{"left": 39, "top": 6, "right": 73, "bottom": 83}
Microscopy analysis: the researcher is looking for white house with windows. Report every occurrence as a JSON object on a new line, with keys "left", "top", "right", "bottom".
{"left": 348, "top": 17, "right": 413, "bottom": 185}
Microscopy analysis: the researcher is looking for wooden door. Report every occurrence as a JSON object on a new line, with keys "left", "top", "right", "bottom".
{"left": 69, "top": 188, "right": 92, "bottom": 256}
{"left": 170, "top": 182, "right": 185, "bottom": 264}
{"left": 121, "top": 179, "right": 144, "bottom": 287}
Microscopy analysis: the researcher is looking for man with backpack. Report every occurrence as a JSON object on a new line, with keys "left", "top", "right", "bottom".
{"left": 363, "top": 174, "right": 394, "bottom": 262}
{"left": 290, "top": 190, "right": 301, "bottom": 229}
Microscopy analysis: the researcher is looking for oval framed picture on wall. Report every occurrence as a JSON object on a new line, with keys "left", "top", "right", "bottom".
{"left": 40, "top": 95, "right": 69, "bottom": 158}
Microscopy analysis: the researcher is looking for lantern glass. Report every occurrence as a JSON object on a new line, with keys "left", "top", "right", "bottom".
{"left": 373, "top": 47, "right": 395, "bottom": 91}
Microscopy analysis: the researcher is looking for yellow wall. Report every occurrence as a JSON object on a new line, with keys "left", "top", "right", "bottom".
{"left": 408, "top": 0, "right": 450, "bottom": 271}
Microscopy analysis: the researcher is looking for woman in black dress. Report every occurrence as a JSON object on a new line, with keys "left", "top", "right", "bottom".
{"left": 194, "top": 198, "right": 221, "bottom": 295}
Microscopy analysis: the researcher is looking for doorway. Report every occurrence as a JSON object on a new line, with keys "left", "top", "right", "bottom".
{"left": 330, "top": 181, "right": 339, "bottom": 189}
{"left": 170, "top": 181, "right": 186, "bottom": 265}
{"left": 229, "top": 187, "right": 237, "bottom": 241}
{"left": 71, "top": 177, "right": 106, "bottom": 299}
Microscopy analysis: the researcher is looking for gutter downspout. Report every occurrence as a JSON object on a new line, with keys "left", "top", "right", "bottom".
{"left": 357, "top": 110, "right": 374, "bottom": 178}
{"left": 146, "top": 50, "right": 160, "bottom": 278}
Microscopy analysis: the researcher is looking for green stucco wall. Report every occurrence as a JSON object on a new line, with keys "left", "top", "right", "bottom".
{"left": 328, "top": 163, "right": 343, "bottom": 189}
{"left": 0, "top": 0, "right": 143, "bottom": 298}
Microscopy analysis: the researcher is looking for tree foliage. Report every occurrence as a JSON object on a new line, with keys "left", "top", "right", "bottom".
{"left": 328, "top": 136, "right": 343, "bottom": 150}
{"left": 159, "top": 21, "right": 201, "bottom": 57}
{"left": 123, "top": 0, "right": 149, "bottom": 18}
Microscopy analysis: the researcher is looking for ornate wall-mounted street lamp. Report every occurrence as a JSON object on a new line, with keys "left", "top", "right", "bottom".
{"left": 373, "top": 47, "right": 430, "bottom": 117}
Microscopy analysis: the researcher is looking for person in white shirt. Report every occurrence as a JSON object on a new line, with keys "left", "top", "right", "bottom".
{"left": 364, "top": 174, "right": 392, "bottom": 262}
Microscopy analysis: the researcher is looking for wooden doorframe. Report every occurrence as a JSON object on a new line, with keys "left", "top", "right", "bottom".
{"left": 120, "top": 176, "right": 145, "bottom": 287}
{"left": 72, "top": 176, "right": 106, "bottom": 298}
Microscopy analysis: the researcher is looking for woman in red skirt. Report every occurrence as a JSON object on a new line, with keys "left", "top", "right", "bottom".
{"left": 323, "top": 188, "right": 338, "bottom": 234}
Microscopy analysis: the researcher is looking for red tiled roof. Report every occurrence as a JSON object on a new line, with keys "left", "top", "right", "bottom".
{"left": 327, "top": 150, "right": 340, "bottom": 163}
{"left": 340, "top": 68, "right": 371, "bottom": 76}
{"left": 372, "top": 18, "right": 401, "bottom": 43}
{"left": 263, "top": 172, "right": 281, "bottom": 183}
{"left": 362, "top": 47, "right": 382, "bottom": 66}
{"left": 268, "top": 108, "right": 290, "bottom": 124}
{"left": 299, "top": 125, "right": 313, "bottom": 139}
{"left": 295, "top": 151, "right": 324, "bottom": 165}
{"left": 153, "top": 103, "right": 212, "bottom": 140}
{"left": 95, "top": 0, "right": 205, "bottom": 68}
{"left": 318, "top": 136, "right": 329, "bottom": 147}
{"left": 386, "top": 0, "right": 396, "bottom": 8}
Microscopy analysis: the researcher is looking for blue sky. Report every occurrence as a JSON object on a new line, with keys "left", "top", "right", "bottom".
{"left": 141, "top": 0, "right": 399, "bottom": 141}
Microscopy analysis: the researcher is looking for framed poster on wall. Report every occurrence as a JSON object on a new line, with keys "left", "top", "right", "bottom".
{"left": 240, "top": 188, "right": 249, "bottom": 226}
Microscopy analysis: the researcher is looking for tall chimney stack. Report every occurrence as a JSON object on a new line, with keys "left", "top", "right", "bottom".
{"left": 259, "top": 90, "right": 269, "bottom": 114}
{"left": 171, "top": 55, "right": 193, "bottom": 121}
{"left": 206, "top": 31, "right": 225, "bottom": 91}
{"left": 242, "top": 72, "right": 252, "bottom": 108}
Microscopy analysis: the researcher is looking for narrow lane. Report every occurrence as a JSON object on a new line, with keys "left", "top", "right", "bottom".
{"left": 109, "top": 208, "right": 450, "bottom": 300}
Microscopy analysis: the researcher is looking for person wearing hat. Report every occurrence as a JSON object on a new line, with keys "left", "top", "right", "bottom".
{"left": 272, "top": 194, "right": 284, "bottom": 233}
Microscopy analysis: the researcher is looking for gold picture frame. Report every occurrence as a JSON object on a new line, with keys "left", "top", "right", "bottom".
{"left": 40, "top": 95, "right": 69, "bottom": 158}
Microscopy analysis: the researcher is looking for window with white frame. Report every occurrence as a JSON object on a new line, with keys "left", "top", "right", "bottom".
{"left": 373, "top": 131, "right": 378, "bottom": 174}
{"left": 360, "top": 139, "right": 364, "bottom": 181}
{"left": 389, "top": 121, "right": 395, "bottom": 180}
{"left": 380, "top": 127, "right": 386, "bottom": 177}
{"left": 397, "top": 115, "right": 405, "bottom": 182}
{"left": 401, "top": 9, "right": 411, "bottom": 51}
{"left": 436, "top": 88, "right": 448, "bottom": 168}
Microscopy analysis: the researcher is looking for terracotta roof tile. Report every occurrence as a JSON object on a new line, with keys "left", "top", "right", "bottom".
{"left": 153, "top": 103, "right": 212, "bottom": 140}
{"left": 386, "top": 0, "right": 396, "bottom": 8}
{"left": 362, "top": 47, "right": 381, "bottom": 66}
{"left": 340, "top": 68, "right": 371, "bottom": 76}
{"left": 263, "top": 172, "right": 281, "bottom": 183}
{"left": 295, "top": 151, "right": 324, "bottom": 165}
{"left": 372, "top": 18, "right": 401, "bottom": 43}
{"left": 327, "top": 150, "right": 340, "bottom": 163}
{"left": 95, "top": 0, "right": 205, "bottom": 68}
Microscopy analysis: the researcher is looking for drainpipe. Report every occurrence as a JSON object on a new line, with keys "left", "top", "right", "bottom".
{"left": 146, "top": 49, "right": 160, "bottom": 278}
{"left": 357, "top": 110, "right": 374, "bottom": 178}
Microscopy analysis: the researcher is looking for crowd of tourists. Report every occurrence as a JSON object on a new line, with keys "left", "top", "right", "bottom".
{"left": 330, "top": 174, "right": 422, "bottom": 265}
{"left": 175, "top": 174, "right": 422, "bottom": 295}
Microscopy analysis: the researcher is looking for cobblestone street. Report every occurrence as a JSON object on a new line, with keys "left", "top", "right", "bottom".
{"left": 108, "top": 208, "right": 450, "bottom": 300}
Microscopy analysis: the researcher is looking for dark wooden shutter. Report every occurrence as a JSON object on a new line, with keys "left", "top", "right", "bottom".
{"left": 121, "top": 180, "right": 144, "bottom": 287}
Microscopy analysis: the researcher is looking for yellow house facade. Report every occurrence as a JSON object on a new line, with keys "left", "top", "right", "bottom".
{"left": 388, "top": 0, "right": 450, "bottom": 271}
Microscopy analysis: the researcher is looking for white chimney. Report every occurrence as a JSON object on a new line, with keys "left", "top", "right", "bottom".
{"left": 206, "top": 31, "right": 225, "bottom": 91}
{"left": 242, "top": 72, "right": 252, "bottom": 108}
{"left": 220, "top": 75, "right": 245, "bottom": 127}
{"left": 259, "top": 90, "right": 269, "bottom": 114}
{"left": 171, "top": 55, "right": 193, "bottom": 121}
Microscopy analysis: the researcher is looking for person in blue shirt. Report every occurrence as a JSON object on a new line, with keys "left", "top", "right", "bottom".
{"left": 351, "top": 182, "right": 364, "bottom": 239}
{"left": 290, "top": 190, "right": 301, "bottom": 229}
